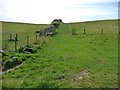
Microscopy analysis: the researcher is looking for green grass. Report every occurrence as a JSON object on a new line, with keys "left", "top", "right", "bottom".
{"left": 2, "top": 22, "right": 50, "bottom": 52}
{"left": 2, "top": 19, "right": 118, "bottom": 88}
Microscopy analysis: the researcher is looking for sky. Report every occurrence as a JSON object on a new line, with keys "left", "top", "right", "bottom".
{"left": 0, "top": 0, "right": 119, "bottom": 24}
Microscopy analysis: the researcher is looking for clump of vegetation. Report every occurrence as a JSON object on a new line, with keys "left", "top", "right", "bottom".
{"left": 2, "top": 53, "right": 29, "bottom": 71}
{"left": 34, "top": 36, "right": 48, "bottom": 46}
{"left": 3, "top": 59, "right": 12, "bottom": 70}
{"left": 2, "top": 56, "right": 22, "bottom": 71}
{"left": 36, "top": 81, "right": 61, "bottom": 88}
{"left": 18, "top": 46, "right": 24, "bottom": 53}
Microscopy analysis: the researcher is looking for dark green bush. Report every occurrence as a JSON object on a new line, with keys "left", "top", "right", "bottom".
{"left": 4, "top": 59, "right": 12, "bottom": 70}
{"left": 2, "top": 56, "right": 10, "bottom": 64}
{"left": 11, "top": 57, "right": 22, "bottom": 67}
{"left": 18, "top": 46, "right": 24, "bottom": 53}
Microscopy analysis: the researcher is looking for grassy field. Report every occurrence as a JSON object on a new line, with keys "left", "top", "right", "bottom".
{"left": 2, "top": 20, "right": 118, "bottom": 88}
{"left": 2, "top": 22, "right": 50, "bottom": 52}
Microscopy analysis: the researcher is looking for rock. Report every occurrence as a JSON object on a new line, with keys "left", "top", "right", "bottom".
{"left": 78, "top": 69, "right": 89, "bottom": 80}
{"left": 12, "top": 57, "right": 18, "bottom": 61}
{"left": 78, "top": 76, "right": 83, "bottom": 80}
{"left": 24, "top": 48, "right": 37, "bottom": 53}
{"left": 24, "top": 51, "right": 31, "bottom": 54}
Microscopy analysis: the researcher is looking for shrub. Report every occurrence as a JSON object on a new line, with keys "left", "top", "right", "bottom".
{"left": 2, "top": 56, "right": 10, "bottom": 64}
{"left": 4, "top": 59, "right": 12, "bottom": 70}
{"left": 18, "top": 46, "right": 24, "bottom": 53}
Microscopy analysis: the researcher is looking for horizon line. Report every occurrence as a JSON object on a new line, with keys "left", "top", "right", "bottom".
{"left": 0, "top": 19, "right": 118, "bottom": 25}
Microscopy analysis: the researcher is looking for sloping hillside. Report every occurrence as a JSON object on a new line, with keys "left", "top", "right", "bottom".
{"left": 2, "top": 19, "right": 118, "bottom": 88}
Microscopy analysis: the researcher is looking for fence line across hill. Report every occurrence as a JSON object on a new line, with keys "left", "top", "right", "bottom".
{"left": 71, "top": 28, "right": 105, "bottom": 35}
{"left": 6, "top": 27, "right": 117, "bottom": 52}
{"left": 7, "top": 25, "right": 57, "bottom": 52}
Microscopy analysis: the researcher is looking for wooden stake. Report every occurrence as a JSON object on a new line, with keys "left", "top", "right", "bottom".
{"left": 15, "top": 36, "right": 17, "bottom": 52}
{"left": 15, "top": 34, "right": 18, "bottom": 41}
{"left": 72, "top": 28, "right": 76, "bottom": 35}
{"left": 26, "top": 33, "right": 29, "bottom": 47}
{"left": 83, "top": 28, "right": 86, "bottom": 34}
{"left": 9, "top": 33, "right": 12, "bottom": 41}
{"left": 101, "top": 29, "right": 103, "bottom": 34}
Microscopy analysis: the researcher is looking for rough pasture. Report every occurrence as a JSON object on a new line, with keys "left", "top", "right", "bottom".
{"left": 2, "top": 20, "right": 118, "bottom": 88}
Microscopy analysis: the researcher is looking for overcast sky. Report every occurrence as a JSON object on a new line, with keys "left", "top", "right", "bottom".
{"left": 0, "top": 0, "right": 119, "bottom": 24}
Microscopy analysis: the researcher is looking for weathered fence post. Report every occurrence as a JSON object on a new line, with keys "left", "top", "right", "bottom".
{"left": 15, "top": 34, "right": 18, "bottom": 41}
{"left": 72, "top": 28, "right": 76, "bottom": 35}
{"left": 9, "top": 33, "right": 12, "bottom": 41}
{"left": 83, "top": 28, "right": 86, "bottom": 34}
{"left": 101, "top": 29, "right": 103, "bottom": 34}
{"left": 26, "top": 33, "right": 29, "bottom": 47}
{"left": 15, "top": 36, "right": 17, "bottom": 52}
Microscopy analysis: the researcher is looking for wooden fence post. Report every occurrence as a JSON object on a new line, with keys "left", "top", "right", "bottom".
{"left": 9, "top": 33, "right": 12, "bottom": 41}
{"left": 101, "top": 29, "right": 103, "bottom": 34}
{"left": 15, "top": 36, "right": 17, "bottom": 52}
{"left": 72, "top": 28, "right": 76, "bottom": 35}
{"left": 16, "top": 34, "right": 18, "bottom": 41}
{"left": 83, "top": 28, "right": 86, "bottom": 34}
{"left": 26, "top": 33, "right": 29, "bottom": 47}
